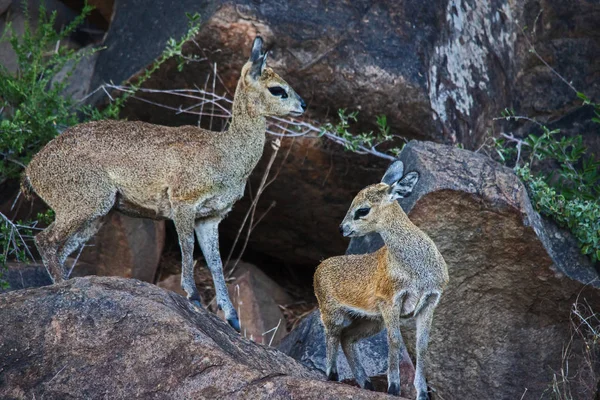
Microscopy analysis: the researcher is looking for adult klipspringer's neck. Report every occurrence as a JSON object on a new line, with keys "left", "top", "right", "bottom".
{"left": 228, "top": 84, "right": 266, "bottom": 140}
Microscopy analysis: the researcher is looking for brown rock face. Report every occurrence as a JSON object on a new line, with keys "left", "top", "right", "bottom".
{"left": 76, "top": 212, "right": 165, "bottom": 283}
{"left": 0, "top": 277, "right": 400, "bottom": 399}
{"left": 344, "top": 141, "right": 600, "bottom": 399}
{"left": 226, "top": 262, "right": 292, "bottom": 346}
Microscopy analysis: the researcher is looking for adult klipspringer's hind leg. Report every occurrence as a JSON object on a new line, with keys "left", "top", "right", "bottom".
{"left": 35, "top": 222, "right": 65, "bottom": 283}
{"left": 33, "top": 173, "right": 116, "bottom": 283}
{"left": 414, "top": 293, "right": 441, "bottom": 400}
{"left": 58, "top": 216, "right": 105, "bottom": 274}
{"left": 340, "top": 317, "right": 383, "bottom": 390}
{"left": 195, "top": 217, "right": 240, "bottom": 332}
{"left": 36, "top": 208, "right": 111, "bottom": 283}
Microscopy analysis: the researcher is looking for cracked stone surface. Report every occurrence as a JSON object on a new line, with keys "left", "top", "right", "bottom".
{"left": 0, "top": 276, "right": 401, "bottom": 399}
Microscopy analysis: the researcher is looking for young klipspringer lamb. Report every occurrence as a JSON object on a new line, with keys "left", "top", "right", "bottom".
{"left": 21, "top": 37, "right": 306, "bottom": 331}
{"left": 314, "top": 161, "right": 448, "bottom": 399}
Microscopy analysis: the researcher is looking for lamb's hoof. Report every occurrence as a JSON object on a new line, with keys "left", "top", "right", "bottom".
{"left": 227, "top": 315, "right": 241, "bottom": 332}
{"left": 417, "top": 391, "right": 430, "bottom": 400}
{"left": 327, "top": 371, "right": 339, "bottom": 381}
{"left": 364, "top": 380, "right": 375, "bottom": 391}
{"left": 387, "top": 382, "right": 400, "bottom": 396}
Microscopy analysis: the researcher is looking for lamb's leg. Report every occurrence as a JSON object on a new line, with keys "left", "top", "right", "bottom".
{"left": 414, "top": 293, "right": 441, "bottom": 400}
{"left": 380, "top": 291, "right": 408, "bottom": 396}
{"left": 324, "top": 322, "right": 342, "bottom": 381}
{"left": 340, "top": 317, "right": 383, "bottom": 390}
{"left": 195, "top": 217, "right": 240, "bottom": 332}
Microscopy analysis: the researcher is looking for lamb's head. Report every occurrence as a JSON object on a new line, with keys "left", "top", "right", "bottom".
{"left": 339, "top": 161, "right": 419, "bottom": 237}
{"left": 239, "top": 37, "right": 306, "bottom": 118}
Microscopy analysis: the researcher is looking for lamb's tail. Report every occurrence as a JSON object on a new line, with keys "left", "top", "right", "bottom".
{"left": 20, "top": 172, "right": 34, "bottom": 200}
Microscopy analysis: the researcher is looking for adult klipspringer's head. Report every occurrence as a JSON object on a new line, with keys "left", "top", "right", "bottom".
{"left": 239, "top": 37, "right": 306, "bottom": 118}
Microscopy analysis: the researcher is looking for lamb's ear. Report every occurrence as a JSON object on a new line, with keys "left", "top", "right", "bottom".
{"left": 248, "top": 37, "right": 267, "bottom": 80}
{"left": 388, "top": 171, "right": 419, "bottom": 200}
{"left": 381, "top": 161, "right": 404, "bottom": 185}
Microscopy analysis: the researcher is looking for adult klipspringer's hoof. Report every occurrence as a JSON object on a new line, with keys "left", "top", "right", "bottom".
{"left": 387, "top": 382, "right": 400, "bottom": 396}
{"left": 327, "top": 370, "right": 339, "bottom": 381}
{"left": 417, "top": 391, "right": 430, "bottom": 400}
{"left": 228, "top": 316, "right": 241, "bottom": 332}
{"left": 227, "top": 311, "right": 241, "bottom": 332}
{"left": 364, "top": 379, "right": 375, "bottom": 391}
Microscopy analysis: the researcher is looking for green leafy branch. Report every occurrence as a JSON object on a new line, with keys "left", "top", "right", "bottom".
{"left": 494, "top": 107, "right": 600, "bottom": 262}
{"left": 318, "top": 109, "right": 405, "bottom": 160}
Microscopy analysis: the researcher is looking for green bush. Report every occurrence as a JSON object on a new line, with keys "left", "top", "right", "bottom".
{"left": 319, "top": 109, "right": 404, "bottom": 158}
{"left": 0, "top": 2, "right": 100, "bottom": 179}
{"left": 494, "top": 104, "right": 600, "bottom": 263}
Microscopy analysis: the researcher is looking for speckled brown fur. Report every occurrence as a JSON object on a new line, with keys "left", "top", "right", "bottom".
{"left": 314, "top": 161, "right": 448, "bottom": 398}
{"left": 22, "top": 37, "right": 306, "bottom": 332}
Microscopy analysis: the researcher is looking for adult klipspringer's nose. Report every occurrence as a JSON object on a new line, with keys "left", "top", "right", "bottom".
{"left": 300, "top": 97, "right": 307, "bottom": 111}
{"left": 339, "top": 225, "right": 344, "bottom": 235}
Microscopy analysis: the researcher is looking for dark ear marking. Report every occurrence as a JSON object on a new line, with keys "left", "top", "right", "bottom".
{"left": 249, "top": 37, "right": 263, "bottom": 63}
{"left": 389, "top": 171, "right": 419, "bottom": 198}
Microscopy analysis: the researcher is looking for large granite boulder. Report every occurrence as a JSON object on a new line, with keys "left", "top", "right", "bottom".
{"left": 78, "top": 0, "right": 600, "bottom": 267}
{"left": 0, "top": 276, "right": 401, "bottom": 399}
{"left": 281, "top": 141, "right": 600, "bottom": 399}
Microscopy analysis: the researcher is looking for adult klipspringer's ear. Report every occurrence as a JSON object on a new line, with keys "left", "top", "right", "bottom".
{"left": 381, "top": 160, "right": 404, "bottom": 185}
{"left": 389, "top": 171, "right": 419, "bottom": 200}
{"left": 248, "top": 36, "right": 267, "bottom": 80}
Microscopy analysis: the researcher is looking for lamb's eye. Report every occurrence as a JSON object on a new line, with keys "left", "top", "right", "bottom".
{"left": 268, "top": 86, "right": 288, "bottom": 99}
{"left": 354, "top": 207, "right": 371, "bottom": 220}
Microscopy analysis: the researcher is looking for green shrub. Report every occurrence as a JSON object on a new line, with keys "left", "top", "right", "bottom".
{"left": 319, "top": 109, "right": 404, "bottom": 158}
{"left": 0, "top": 2, "right": 201, "bottom": 180}
{"left": 494, "top": 105, "right": 600, "bottom": 263}
{"left": 0, "top": 1, "right": 99, "bottom": 179}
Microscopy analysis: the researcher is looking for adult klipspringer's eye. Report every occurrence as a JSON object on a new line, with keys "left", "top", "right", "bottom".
{"left": 268, "top": 86, "right": 288, "bottom": 99}
{"left": 354, "top": 207, "right": 370, "bottom": 220}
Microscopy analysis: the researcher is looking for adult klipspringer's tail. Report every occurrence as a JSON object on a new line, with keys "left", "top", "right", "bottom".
{"left": 20, "top": 172, "right": 34, "bottom": 200}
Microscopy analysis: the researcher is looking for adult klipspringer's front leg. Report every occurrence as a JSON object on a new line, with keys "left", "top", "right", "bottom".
{"left": 172, "top": 204, "right": 203, "bottom": 307}
{"left": 195, "top": 217, "right": 240, "bottom": 332}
